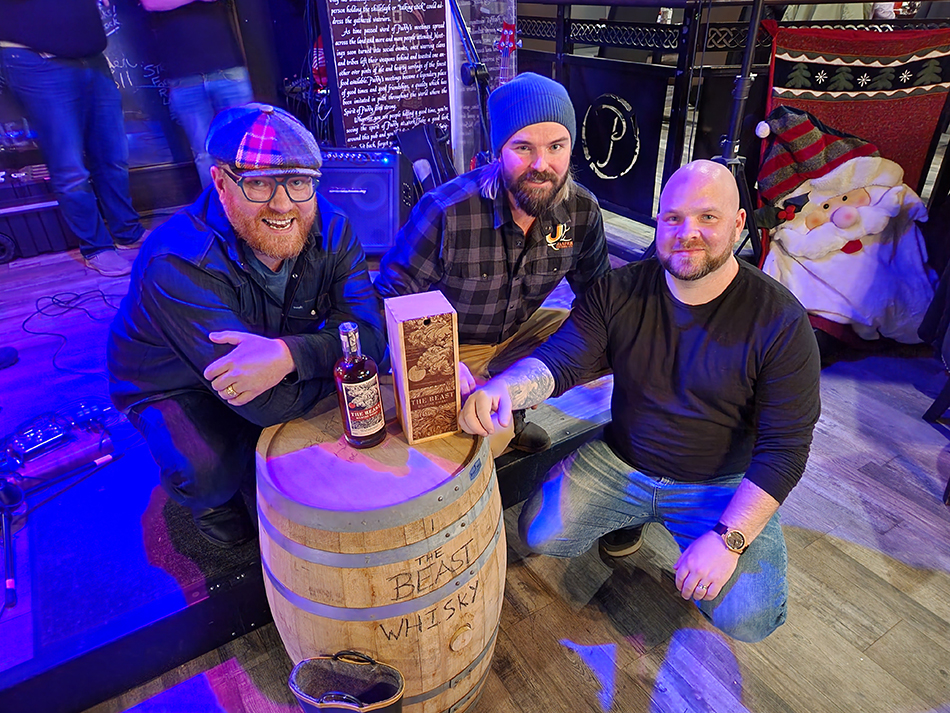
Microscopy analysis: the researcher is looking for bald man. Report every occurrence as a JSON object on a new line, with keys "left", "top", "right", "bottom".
{"left": 459, "top": 161, "right": 821, "bottom": 642}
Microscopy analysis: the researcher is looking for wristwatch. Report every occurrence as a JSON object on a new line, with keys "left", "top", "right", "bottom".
{"left": 713, "top": 522, "right": 749, "bottom": 554}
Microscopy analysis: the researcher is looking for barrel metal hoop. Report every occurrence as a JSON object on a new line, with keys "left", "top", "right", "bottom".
{"left": 257, "top": 436, "right": 490, "bottom": 532}
{"left": 263, "top": 507, "right": 503, "bottom": 621}
{"left": 447, "top": 662, "right": 493, "bottom": 713}
{"left": 259, "top": 468, "right": 496, "bottom": 568}
{"left": 402, "top": 626, "right": 498, "bottom": 708}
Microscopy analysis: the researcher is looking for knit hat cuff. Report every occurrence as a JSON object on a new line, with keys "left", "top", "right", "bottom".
{"left": 489, "top": 73, "right": 576, "bottom": 156}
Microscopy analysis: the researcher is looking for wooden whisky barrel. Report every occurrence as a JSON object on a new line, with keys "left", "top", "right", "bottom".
{"left": 256, "top": 388, "right": 505, "bottom": 713}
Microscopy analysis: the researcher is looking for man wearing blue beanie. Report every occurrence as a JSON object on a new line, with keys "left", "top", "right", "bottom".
{"left": 376, "top": 72, "right": 609, "bottom": 455}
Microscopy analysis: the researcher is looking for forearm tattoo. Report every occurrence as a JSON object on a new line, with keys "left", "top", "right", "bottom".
{"left": 502, "top": 358, "right": 556, "bottom": 410}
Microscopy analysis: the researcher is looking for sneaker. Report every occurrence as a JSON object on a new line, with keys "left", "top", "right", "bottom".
{"left": 116, "top": 228, "right": 150, "bottom": 251}
{"left": 191, "top": 495, "right": 255, "bottom": 548}
{"left": 510, "top": 409, "right": 551, "bottom": 453}
{"left": 599, "top": 525, "right": 645, "bottom": 559}
{"left": 84, "top": 249, "right": 131, "bottom": 277}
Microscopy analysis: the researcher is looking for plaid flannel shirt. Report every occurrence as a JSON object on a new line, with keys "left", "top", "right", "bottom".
{"left": 374, "top": 165, "right": 610, "bottom": 344}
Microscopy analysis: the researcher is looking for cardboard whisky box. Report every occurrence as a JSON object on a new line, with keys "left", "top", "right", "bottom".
{"left": 384, "top": 291, "right": 460, "bottom": 444}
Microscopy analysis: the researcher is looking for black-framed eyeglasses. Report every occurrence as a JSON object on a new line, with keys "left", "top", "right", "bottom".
{"left": 223, "top": 169, "right": 316, "bottom": 203}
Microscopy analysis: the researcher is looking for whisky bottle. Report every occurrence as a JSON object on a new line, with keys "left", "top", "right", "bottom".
{"left": 334, "top": 322, "right": 386, "bottom": 448}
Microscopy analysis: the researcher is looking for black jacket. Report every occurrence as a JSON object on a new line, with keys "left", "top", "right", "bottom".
{"left": 107, "top": 187, "right": 385, "bottom": 427}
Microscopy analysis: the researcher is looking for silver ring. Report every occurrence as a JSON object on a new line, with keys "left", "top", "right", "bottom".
{"left": 696, "top": 583, "right": 708, "bottom": 591}
{"left": 225, "top": 384, "right": 237, "bottom": 397}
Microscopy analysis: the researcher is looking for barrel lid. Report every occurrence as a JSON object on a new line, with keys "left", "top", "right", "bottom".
{"left": 256, "top": 391, "right": 481, "bottom": 513}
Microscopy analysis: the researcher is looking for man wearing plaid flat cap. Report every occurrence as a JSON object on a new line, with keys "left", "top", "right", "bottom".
{"left": 107, "top": 103, "right": 384, "bottom": 547}
{"left": 375, "top": 72, "right": 610, "bottom": 455}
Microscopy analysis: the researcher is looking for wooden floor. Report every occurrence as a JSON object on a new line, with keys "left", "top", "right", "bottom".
{"left": 2, "top": 218, "right": 950, "bottom": 713}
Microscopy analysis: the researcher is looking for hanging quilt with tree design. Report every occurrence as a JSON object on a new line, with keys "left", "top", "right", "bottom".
{"left": 765, "top": 21, "right": 950, "bottom": 193}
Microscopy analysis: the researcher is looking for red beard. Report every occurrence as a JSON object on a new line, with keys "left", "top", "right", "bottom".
{"left": 222, "top": 191, "right": 314, "bottom": 261}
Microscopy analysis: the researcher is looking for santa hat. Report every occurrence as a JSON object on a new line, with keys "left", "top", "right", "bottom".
{"left": 756, "top": 106, "right": 880, "bottom": 205}
{"left": 808, "top": 155, "right": 904, "bottom": 202}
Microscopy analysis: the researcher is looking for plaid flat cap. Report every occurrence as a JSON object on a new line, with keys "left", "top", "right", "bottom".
{"left": 205, "top": 103, "right": 322, "bottom": 177}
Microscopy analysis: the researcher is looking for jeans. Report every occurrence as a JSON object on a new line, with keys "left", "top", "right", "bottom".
{"left": 518, "top": 438, "right": 789, "bottom": 642}
{"left": 127, "top": 391, "right": 263, "bottom": 512}
{"left": 167, "top": 66, "right": 254, "bottom": 187}
{"left": 0, "top": 48, "right": 143, "bottom": 257}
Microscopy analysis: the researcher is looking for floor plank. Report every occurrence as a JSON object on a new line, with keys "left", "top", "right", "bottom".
{"left": 865, "top": 618, "right": 950, "bottom": 710}
{"left": 742, "top": 604, "right": 929, "bottom": 713}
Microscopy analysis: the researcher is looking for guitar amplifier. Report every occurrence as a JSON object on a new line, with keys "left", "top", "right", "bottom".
{"left": 317, "top": 148, "right": 416, "bottom": 255}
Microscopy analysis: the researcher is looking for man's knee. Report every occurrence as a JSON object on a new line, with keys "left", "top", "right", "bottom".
{"left": 517, "top": 495, "right": 547, "bottom": 552}
{"left": 49, "top": 163, "right": 93, "bottom": 194}
{"left": 701, "top": 555, "right": 789, "bottom": 642}
{"left": 517, "top": 486, "right": 590, "bottom": 558}
{"left": 157, "top": 448, "right": 248, "bottom": 510}
{"left": 707, "top": 597, "right": 787, "bottom": 643}
{"left": 130, "top": 395, "right": 259, "bottom": 510}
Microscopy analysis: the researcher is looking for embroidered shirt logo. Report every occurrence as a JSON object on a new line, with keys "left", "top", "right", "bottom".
{"left": 545, "top": 223, "right": 573, "bottom": 250}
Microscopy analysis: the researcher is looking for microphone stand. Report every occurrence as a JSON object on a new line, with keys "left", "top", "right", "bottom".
{"left": 0, "top": 478, "right": 24, "bottom": 609}
{"left": 0, "top": 445, "right": 113, "bottom": 611}
{"left": 713, "top": 0, "right": 766, "bottom": 265}
{"left": 447, "top": 0, "right": 493, "bottom": 166}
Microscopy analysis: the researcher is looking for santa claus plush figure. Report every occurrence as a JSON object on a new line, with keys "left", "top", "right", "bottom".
{"left": 757, "top": 107, "right": 934, "bottom": 344}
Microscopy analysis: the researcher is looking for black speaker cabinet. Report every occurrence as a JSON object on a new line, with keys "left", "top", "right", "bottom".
{"left": 318, "top": 148, "right": 415, "bottom": 255}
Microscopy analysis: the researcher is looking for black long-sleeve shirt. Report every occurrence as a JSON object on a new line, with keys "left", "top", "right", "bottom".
{"left": 0, "top": 0, "right": 106, "bottom": 58}
{"left": 145, "top": 0, "right": 244, "bottom": 79}
{"left": 533, "top": 258, "right": 821, "bottom": 504}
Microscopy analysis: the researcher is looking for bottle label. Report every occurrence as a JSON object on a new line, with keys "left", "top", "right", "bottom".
{"left": 340, "top": 374, "right": 385, "bottom": 437}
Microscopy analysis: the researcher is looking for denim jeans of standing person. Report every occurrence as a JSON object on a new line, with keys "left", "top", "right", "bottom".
{"left": 167, "top": 66, "right": 254, "bottom": 188}
{"left": 0, "top": 47, "right": 144, "bottom": 258}
{"left": 518, "top": 438, "right": 789, "bottom": 643}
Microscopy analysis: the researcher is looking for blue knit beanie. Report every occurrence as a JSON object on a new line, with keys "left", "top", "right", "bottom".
{"left": 489, "top": 73, "right": 576, "bottom": 156}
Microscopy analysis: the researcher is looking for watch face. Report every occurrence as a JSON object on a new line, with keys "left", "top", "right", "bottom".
{"left": 725, "top": 530, "right": 746, "bottom": 551}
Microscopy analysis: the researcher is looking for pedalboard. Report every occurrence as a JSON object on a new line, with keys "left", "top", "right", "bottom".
{"left": 8, "top": 416, "right": 70, "bottom": 461}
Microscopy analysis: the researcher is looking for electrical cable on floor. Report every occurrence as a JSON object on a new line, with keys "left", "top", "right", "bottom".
{"left": 21, "top": 455, "right": 117, "bottom": 518}
{"left": 3, "top": 292, "right": 146, "bottom": 618}
{"left": 19, "top": 289, "right": 124, "bottom": 380}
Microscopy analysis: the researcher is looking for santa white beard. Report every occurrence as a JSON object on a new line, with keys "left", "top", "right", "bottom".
{"left": 763, "top": 184, "right": 934, "bottom": 343}
{"left": 775, "top": 188, "right": 898, "bottom": 261}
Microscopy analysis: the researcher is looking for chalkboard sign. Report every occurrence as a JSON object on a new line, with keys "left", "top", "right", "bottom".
{"left": 316, "top": 0, "right": 451, "bottom": 148}
{"left": 101, "top": 0, "right": 191, "bottom": 168}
